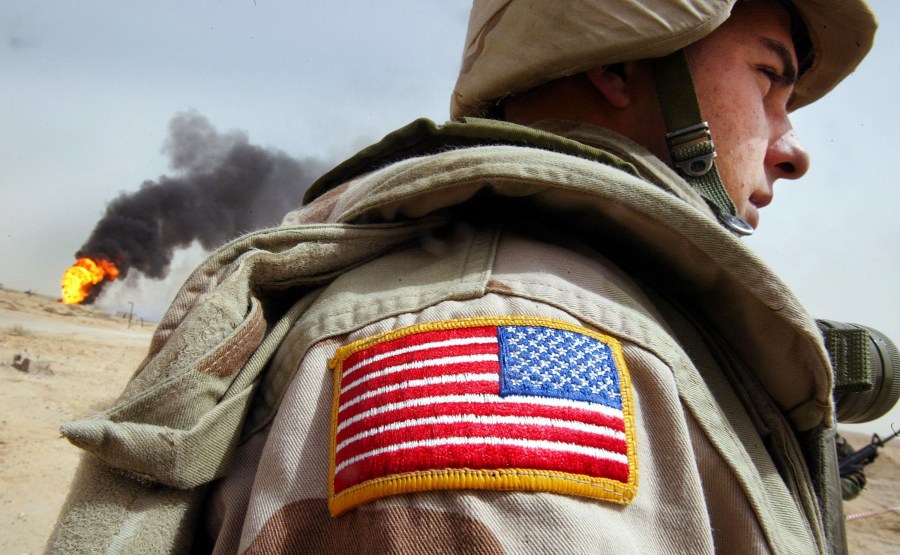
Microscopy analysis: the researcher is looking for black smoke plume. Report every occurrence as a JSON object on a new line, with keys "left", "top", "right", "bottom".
{"left": 75, "top": 111, "right": 330, "bottom": 302}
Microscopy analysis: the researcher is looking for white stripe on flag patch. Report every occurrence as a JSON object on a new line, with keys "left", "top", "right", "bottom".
{"left": 343, "top": 335, "right": 499, "bottom": 377}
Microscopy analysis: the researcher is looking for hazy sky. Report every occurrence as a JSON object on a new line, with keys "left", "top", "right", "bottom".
{"left": 1, "top": 1, "right": 897, "bottom": 433}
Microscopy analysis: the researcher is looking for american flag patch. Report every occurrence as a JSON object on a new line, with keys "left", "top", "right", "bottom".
{"left": 327, "top": 316, "right": 637, "bottom": 515}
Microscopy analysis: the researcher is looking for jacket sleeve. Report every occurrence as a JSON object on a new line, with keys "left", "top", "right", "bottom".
{"left": 203, "top": 227, "right": 819, "bottom": 554}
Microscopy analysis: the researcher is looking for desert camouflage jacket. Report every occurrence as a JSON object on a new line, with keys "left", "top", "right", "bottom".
{"left": 48, "top": 118, "right": 843, "bottom": 554}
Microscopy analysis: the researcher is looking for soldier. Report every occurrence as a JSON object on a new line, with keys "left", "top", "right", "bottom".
{"left": 49, "top": 1, "right": 877, "bottom": 554}
{"left": 836, "top": 434, "right": 868, "bottom": 501}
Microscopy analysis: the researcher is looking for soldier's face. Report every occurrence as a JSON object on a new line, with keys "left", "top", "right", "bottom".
{"left": 685, "top": 0, "right": 810, "bottom": 229}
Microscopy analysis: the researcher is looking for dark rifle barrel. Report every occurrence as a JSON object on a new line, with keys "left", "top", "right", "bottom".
{"left": 839, "top": 427, "right": 900, "bottom": 476}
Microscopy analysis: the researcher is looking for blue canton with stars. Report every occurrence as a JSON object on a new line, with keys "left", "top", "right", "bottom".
{"left": 497, "top": 325, "right": 622, "bottom": 409}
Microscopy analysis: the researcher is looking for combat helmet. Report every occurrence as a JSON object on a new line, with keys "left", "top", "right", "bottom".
{"left": 451, "top": 0, "right": 877, "bottom": 235}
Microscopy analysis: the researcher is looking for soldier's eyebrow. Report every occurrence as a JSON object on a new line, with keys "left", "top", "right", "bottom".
{"left": 761, "top": 37, "right": 798, "bottom": 86}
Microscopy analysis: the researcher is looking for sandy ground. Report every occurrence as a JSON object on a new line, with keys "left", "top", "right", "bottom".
{"left": 0, "top": 288, "right": 154, "bottom": 555}
{"left": 0, "top": 287, "right": 897, "bottom": 554}
{"left": 841, "top": 432, "right": 900, "bottom": 553}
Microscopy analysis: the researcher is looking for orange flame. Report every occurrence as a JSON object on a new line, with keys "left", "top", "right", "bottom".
{"left": 61, "top": 257, "right": 120, "bottom": 304}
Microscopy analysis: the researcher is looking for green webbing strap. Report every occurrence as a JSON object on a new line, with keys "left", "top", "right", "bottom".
{"left": 651, "top": 50, "right": 754, "bottom": 236}
{"left": 822, "top": 327, "right": 873, "bottom": 393}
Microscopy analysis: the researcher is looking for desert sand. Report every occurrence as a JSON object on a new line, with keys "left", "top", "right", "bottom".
{"left": 0, "top": 287, "right": 897, "bottom": 554}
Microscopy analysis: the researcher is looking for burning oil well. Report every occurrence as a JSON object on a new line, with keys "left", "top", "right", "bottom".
{"left": 61, "top": 112, "right": 329, "bottom": 304}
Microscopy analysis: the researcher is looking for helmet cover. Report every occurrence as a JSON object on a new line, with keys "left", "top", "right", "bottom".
{"left": 451, "top": 0, "right": 877, "bottom": 118}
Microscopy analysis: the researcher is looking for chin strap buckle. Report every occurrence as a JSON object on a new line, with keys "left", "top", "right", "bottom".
{"left": 666, "top": 122, "right": 717, "bottom": 177}
{"left": 652, "top": 50, "right": 753, "bottom": 236}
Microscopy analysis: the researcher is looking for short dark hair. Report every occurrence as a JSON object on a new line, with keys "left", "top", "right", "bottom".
{"left": 778, "top": 0, "right": 814, "bottom": 77}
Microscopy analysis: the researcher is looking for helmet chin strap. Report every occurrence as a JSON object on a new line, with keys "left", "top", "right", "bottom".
{"left": 651, "top": 50, "right": 754, "bottom": 237}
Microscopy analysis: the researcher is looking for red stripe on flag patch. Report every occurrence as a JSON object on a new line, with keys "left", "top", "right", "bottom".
{"left": 328, "top": 317, "right": 638, "bottom": 515}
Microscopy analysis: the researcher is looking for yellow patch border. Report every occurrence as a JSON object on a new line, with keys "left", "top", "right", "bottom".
{"left": 327, "top": 315, "right": 638, "bottom": 516}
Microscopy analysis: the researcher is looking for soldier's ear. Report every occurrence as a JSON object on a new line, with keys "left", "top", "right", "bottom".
{"left": 586, "top": 64, "right": 631, "bottom": 109}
